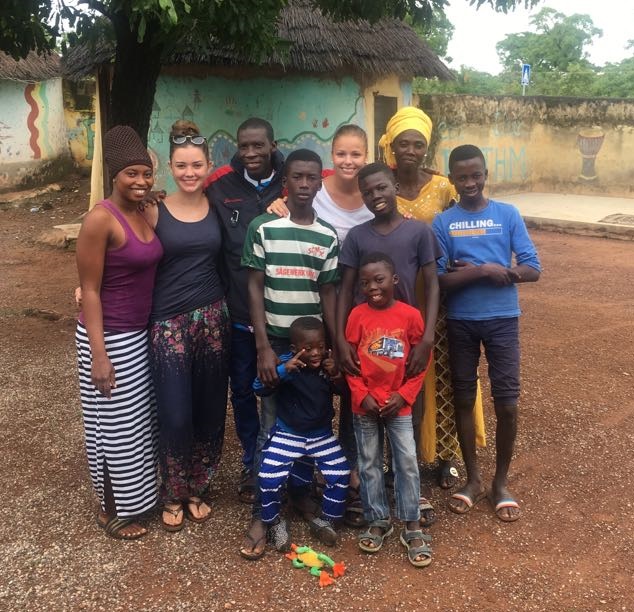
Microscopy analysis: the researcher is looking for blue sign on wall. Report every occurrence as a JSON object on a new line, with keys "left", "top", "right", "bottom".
{"left": 521, "top": 63, "right": 531, "bottom": 86}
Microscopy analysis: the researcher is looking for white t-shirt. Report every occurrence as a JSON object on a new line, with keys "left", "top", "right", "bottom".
{"left": 313, "top": 184, "right": 374, "bottom": 246}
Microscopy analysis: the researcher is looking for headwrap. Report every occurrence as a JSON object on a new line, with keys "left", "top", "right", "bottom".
{"left": 378, "top": 106, "right": 433, "bottom": 168}
{"left": 104, "top": 125, "right": 152, "bottom": 178}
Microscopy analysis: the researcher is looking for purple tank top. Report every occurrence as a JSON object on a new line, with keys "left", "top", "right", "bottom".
{"left": 79, "top": 200, "right": 163, "bottom": 332}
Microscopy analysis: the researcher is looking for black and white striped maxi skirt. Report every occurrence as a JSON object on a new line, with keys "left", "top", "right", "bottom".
{"left": 76, "top": 323, "right": 158, "bottom": 517}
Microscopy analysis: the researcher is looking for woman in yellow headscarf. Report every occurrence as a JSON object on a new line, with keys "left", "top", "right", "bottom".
{"left": 379, "top": 106, "right": 486, "bottom": 490}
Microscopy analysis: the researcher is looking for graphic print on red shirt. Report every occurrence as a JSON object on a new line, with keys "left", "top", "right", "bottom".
{"left": 345, "top": 300, "right": 428, "bottom": 417}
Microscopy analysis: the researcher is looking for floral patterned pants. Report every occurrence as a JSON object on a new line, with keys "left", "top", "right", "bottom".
{"left": 149, "top": 299, "right": 230, "bottom": 501}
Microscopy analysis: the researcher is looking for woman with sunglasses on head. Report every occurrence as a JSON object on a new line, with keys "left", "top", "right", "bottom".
{"left": 379, "top": 107, "right": 486, "bottom": 495}
{"left": 142, "top": 120, "right": 230, "bottom": 532}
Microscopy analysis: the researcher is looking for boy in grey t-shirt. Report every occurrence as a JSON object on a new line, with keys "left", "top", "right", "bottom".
{"left": 337, "top": 161, "right": 440, "bottom": 374}
{"left": 335, "top": 162, "right": 441, "bottom": 527}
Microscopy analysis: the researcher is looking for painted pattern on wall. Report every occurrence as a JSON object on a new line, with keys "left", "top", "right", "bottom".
{"left": 421, "top": 94, "right": 634, "bottom": 197}
{"left": 149, "top": 74, "right": 365, "bottom": 190}
{"left": 0, "top": 78, "right": 68, "bottom": 189}
{"left": 64, "top": 80, "right": 97, "bottom": 168}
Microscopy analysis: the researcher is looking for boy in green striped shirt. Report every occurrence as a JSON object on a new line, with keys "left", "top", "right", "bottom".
{"left": 240, "top": 149, "right": 339, "bottom": 555}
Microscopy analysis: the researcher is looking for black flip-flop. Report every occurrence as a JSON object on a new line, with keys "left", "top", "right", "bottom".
{"left": 98, "top": 515, "right": 148, "bottom": 540}
{"left": 239, "top": 532, "right": 267, "bottom": 560}
{"left": 237, "top": 468, "right": 257, "bottom": 504}
{"left": 437, "top": 461, "right": 460, "bottom": 490}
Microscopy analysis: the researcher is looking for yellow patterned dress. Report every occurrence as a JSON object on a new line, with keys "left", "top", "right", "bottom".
{"left": 397, "top": 174, "right": 486, "bottom": 463}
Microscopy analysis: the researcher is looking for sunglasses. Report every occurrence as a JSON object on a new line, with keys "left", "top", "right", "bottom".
{"left": 171, "top": 135, "right": 207, "bottom": 145}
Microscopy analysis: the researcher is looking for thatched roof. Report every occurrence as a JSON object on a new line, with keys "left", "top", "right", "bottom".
{"left": 0, "top": 51, "right": 60, "bottom": 82}
{"left": 172, "top": 1, "right": 452, "bottom": 80}
{"left": 63, "top": 38, "right": 114, "bottom": 81}
{"left": 63, "top": 1, "right": 452, "bottom": 81}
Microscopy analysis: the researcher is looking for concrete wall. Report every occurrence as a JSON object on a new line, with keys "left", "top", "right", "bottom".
{"left": 418, "top": 95, "right": 634, "bottom": 198}
{"left": 0, "top": 77, "right": 70, "bottom": 191}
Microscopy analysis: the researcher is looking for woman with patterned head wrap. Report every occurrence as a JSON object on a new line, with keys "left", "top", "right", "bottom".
{"left": 379, "top": 107, "right": 486, "bottom": 499}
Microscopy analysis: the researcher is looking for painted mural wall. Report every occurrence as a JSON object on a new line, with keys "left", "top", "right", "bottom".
{"left": 0, "top": 77, "right": 69, "bottom": 191}
{"left": 420, "top": 95, "right": 634, "bottom": 198}
{"left": 149, "top": 73, "right": 365, "bottom": 190}
{"left": 63, "top": 79, "right": 97, "bottom": 171}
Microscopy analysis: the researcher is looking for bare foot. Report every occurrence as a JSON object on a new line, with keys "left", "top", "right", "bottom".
{"left": 360, "top": 525, "right": 385, "bottom": 550}
{"left": 405, "top": 520, "right": 430, "bottom": 564}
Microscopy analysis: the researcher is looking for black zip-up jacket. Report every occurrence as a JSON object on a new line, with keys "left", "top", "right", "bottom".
{"left": 204, "top": 150, "right": 285, "bottom": 326}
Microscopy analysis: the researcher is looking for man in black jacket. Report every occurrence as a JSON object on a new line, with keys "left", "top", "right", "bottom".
{"left": 205, "top": 117, "right": 284, "bottom": 511}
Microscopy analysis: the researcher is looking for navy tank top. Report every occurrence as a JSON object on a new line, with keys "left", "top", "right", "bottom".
{"left": 150, "top": 200, "right": 224, "bottom": 322}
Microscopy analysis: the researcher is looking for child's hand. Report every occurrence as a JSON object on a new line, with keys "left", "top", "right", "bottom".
{"left": 284, "top": 349, "right": 306, "bottom": 373}
{"left": 406, "top": 340, "right": 432, "bottom": 377}
{"left": 361, "top": 394, "right": 381, "bottom": 416}
{"left": 74, "top": 286, "right": 83, "bottom": 308}
{"left": 266, "top": 197, "right": 289, "bottom": 218}
{"left": 480, "top": 263, "right": 516, "bottom": 286}
{"left": 322, "top": 349, "right": 339, "bottom": 377}
{"left": 338, "top": 339, "right": 361, "bottom": 376}
{"left": 380, "top": 393, "right": 406, "bottom": 418}
{"left": 447, "top": 259, "right": 475, "bottom": 272}
{"left": 257, "top": 346, "right": 281, "bottom": 387}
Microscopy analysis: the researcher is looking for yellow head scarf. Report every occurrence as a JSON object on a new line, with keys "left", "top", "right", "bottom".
{"left": 378, "top": 106, "right": 433, "bottom": 168}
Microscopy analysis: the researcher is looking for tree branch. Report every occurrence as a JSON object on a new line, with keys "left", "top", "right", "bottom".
{"left": 80, "top": 0, "right": 112, "bottom": 19}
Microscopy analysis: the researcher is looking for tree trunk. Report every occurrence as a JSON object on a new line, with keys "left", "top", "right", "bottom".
{"left": 109, "top": 11, "right": 164, "bottom": 146}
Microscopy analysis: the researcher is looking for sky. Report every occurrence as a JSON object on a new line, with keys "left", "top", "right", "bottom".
{"left": 444, "top": 0, "right": 633, "bottom": 74}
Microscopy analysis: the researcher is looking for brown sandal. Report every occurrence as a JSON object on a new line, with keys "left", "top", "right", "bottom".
{"left": 161, "top": 502, "right": 185, "bottom": 532}
{"left": 184, "top": 497, "right": 212, "bottom": 523}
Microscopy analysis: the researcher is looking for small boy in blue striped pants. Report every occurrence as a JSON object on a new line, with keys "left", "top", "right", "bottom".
{"left": 253, "top": 316, "right": 350, "bottom": 548}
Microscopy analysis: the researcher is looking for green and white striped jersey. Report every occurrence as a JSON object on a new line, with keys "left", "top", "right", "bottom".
{"left": 241, "top": 213, "right": 339, "bottom": 338}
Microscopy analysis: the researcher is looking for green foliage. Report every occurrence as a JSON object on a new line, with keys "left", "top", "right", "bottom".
{"left": 0, "top": 0, "right": 56, "bottom": 59}
{"left": 0, "top": 0, "right": 544, "bottom": 60}
{"left": 591, "top": 58, "right": 634, "bottom": 98}
{"left": 416, "top": 8, "right": 634, "bottom": 99}
{"left": 405, "top": 9, "right": 454, "bottom": 60}
{"left": 496, "top": 7, "right": 601, "bottom": 72}
{"left": 415, "top": 66, "right": 508, "bottom": 95}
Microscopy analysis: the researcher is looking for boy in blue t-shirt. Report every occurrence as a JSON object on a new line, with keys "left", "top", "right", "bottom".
{"left": 432, "top": 144, "right": 541, "bottom": 523}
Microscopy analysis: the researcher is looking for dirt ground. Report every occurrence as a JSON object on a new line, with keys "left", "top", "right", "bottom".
{"left": 1, "top": 174, "right": 633, "bottom": 612}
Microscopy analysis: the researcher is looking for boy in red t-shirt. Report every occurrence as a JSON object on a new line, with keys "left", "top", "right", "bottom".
{"left": 345, "top": 252, "right": 432, "bottom": 568}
